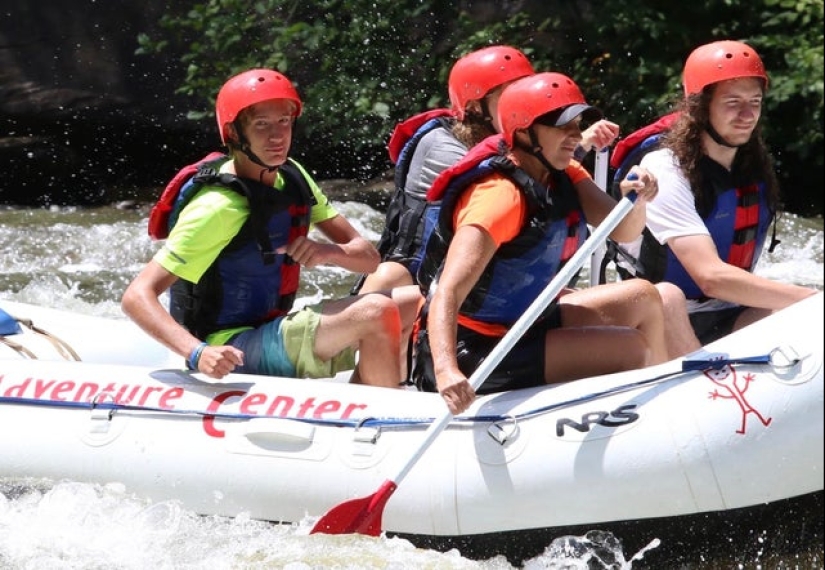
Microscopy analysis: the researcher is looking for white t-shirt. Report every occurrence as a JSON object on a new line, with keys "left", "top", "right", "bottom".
{"left": 618, "top": 148, "right": 734, "bottom": 313}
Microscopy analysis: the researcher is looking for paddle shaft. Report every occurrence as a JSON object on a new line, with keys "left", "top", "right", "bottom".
{"left": 389, "top": 189, "right": 639, "bottom": 486}
{"left": 589, "top": 148, "right": 610, "bottom": 287}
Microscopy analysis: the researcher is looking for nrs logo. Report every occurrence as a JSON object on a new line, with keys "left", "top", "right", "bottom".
{"left": 555, "top": 404, "right": 639, "bottom": 437}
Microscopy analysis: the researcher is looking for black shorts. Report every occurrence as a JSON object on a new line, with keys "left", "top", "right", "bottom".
{"left": 689, "top": 306, "right": 748, "bottom": 345}
{"left": 412, "top": 304, "right": 562, "bottom": 395}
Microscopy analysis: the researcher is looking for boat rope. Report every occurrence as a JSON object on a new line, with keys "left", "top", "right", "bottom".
{"left": 0, "top": 348, "right": 798, "bottom": 429}
{"left": 0, "top": 336, "right": 38, "bottom": 359}
{"left": 0, "top": 312, "right": 81, "bottom": 362}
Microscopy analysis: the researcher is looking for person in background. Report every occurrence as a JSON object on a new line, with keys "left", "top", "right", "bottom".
{"left": 356, "top": 45, "right": 619, "bottom": 295}
{"left": 616, "top": 40, "right": 817, "bottom": 347}
{"left": 122, "top": 68, "right": 420, "bottom": 387}
{"left": 412, "top": 72, "right": 667, "bottom": 414}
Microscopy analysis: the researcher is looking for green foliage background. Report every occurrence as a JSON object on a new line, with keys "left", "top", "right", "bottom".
{"left": 138, "top": 0, "right": 823, "bottom": 215}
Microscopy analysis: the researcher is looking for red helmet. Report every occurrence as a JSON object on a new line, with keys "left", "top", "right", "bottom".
{"left": 682, "top": 40, "right": 768, "bottom": 96}
{"left": 497, "top": 72, "right": 602, "bottom": 146}
{"left": 215, "top": 69, "right": 303, "bottom": 144}
{"left": 448, "top": 45, "right": 535, "bottom": 120}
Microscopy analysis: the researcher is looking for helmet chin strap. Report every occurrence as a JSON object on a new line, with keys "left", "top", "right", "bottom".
{"left": 522, "top": 128, "right": 557, "bottom": 175}
{"left": 231, "top": 120, "right": 280, "bottom": 178}
{"left": 241, "top": 145, "right": 280, "bottom": 174}
{"left": 705, "top": 123, "right": 748, "bottom": 149}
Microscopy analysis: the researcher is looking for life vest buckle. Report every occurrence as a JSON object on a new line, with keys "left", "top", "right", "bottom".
{"left": 260, "top": 250, "right": 279, "bottom": 265}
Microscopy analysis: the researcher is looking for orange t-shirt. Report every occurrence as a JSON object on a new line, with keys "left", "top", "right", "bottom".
{"left": 451, "top": 160, "right": 590, "bottom": 335}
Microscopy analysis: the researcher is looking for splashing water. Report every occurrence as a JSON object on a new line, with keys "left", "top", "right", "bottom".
{"left": 523, "top": 531, "right": 660, "bottom": 569}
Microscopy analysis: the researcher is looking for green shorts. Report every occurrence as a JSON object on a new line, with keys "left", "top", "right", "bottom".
{"left": 226, "top": 304, "right": 356, "bottom": 378}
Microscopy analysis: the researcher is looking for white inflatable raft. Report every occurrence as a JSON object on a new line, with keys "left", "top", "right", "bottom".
{"left": 0, "top": 293, "right": 822, "bottom": 539}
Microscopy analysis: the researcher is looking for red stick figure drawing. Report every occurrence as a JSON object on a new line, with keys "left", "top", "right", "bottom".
{"left": 705, "top": 364, "right": 772, "bottom": 434}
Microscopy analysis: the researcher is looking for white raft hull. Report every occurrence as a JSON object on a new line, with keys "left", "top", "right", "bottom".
{"left": 1, "top": 293, "right": 822, "bottom": 537}
{"left": 0, "top": 299, "right": 179, "bottom": 367}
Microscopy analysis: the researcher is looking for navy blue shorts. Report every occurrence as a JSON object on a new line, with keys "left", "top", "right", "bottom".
{"left": 689, "top": 306, "right": 748, "bottom": 345}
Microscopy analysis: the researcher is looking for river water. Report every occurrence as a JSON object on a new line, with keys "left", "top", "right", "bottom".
{"left": 1, "top": 201, "right": 823, "bottom": 569}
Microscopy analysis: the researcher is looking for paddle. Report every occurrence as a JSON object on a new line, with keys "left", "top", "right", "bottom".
{"left": 589, "top": 147, "right": 610, "bottom": 287}
{"left": 310, "top": 186, "right": 640, "bottom": 537}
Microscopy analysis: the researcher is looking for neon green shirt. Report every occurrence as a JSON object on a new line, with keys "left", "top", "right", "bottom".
{"left": 154, "top": 158, "right": 337, "bottom": 344}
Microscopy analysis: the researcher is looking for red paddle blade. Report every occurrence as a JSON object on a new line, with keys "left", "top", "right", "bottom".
{"left": 310, "top": 480, "right": 398, "bottom": 536}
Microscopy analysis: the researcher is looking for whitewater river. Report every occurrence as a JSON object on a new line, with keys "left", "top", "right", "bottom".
{"left": 0, "top": 201, "right": 823, "bottom": 569}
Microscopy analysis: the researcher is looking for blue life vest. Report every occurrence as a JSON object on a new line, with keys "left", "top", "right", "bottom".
{"left": 350, "top": 109, "right": 454, "bottom": 294}
{"left": 164, "top": 159, "right": 315, "bottom": 338}
{"left": 637, "top": 158, "right": 774, "bottom": 299}
{"left": 417, "top": 135, "right": 587, "bottom": 326}
{"left": 598, "top": 115, "right": 675, "bottom": 284}
{"left": 602, "top": 116, "right": 778, "bottom": 297}
{"left": 385, "top": 114, "right": 454, "bottom": 265}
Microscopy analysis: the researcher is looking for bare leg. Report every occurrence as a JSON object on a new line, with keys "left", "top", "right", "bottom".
{"left": 359, "top": 261, "right": 414, "bottom": 294}
{"left": 655, "top": 282, "right": 701, "bottom": 358}
{"left": 380, "top": 284, "right": 423, "bottom": 380}
{"left": 387, "top": 284, "right": 423, "bottom": 340}
{"left": 314, "top": 293, "right": 402, "bottom": 388}
{"left": 341, "top": 284, "right": 422, "bottom": 384}
{"left": 544, "top": 326, "right": 649, "bottom": 383}
{"left": 559, "top": 280, "right": 669, "bottom": 365}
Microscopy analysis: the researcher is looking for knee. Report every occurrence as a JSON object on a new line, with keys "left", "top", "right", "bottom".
{"left": 626, "top": 279, "right": 665, "bottom": 312}
{"left": 656, "top": 282, "right": 688, "bottom": 313}
{"left": 656, "top": 281, "right": 685, "bottom": 303}
{"left": 361, "top": 262, "right": 414, "bottom": 293}
{"left": 358, "top": 294, "right": 401, "bottom": 332}
{"left": 636, "top": 279, "right": 663, "bottom": 300}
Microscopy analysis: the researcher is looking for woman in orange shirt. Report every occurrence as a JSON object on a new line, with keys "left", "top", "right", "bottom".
{"left": 413, "top": 72, "right": 668, "bottom": 414}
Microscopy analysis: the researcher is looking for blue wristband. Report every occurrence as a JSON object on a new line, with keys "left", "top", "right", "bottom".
{"left": 187, "top": 342, "right": 208, "bottom": 371}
